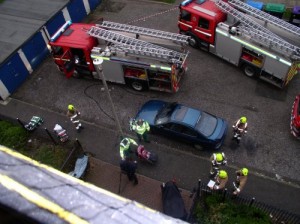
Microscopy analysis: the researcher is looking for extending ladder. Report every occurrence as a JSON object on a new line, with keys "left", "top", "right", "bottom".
{"left": 88, "top": 26, "right": 187, "bottom": 64}
{"left": 228, "top": 0, "right": 300, "bottom": 38}
{"left": 215, "top": 0, "right": 300, "bottom": 59}
{"left": 97, "top": 20, "right": 190, "bottom": 45}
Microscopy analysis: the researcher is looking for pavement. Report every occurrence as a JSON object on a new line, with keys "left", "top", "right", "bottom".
{"left": 0, "top": 98, "right": 300, "bottom": 218}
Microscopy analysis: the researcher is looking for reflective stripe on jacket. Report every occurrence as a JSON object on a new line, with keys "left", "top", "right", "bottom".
{"left": 119, "top": 138, "right": 137, "bottom": 159}
{"left": 132, "top": 121, "right": 150, "bottom": 135}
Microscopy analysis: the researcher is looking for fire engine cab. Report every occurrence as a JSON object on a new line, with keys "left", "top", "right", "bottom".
{"left": 178, "top": 0, "right": 300, "bottom": 88}
{"left": 48, "top": 20, "right": 189, "bottom": 93}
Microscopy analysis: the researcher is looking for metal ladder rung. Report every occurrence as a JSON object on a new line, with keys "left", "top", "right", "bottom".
{"left": 98, "top": 21, "right": 190, "bottom": 44}
{"left": 228, "top": 0, "right": 300, "bottom": 37}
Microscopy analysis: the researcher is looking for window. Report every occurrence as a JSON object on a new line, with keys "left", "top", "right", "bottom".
{"left": 182, "top": 127, "right": 198, "bottom": 137}
{"left": 198, "top": 18, "right": 210, "bottom": 29}
{"left": 180, "top": 10, "right": 191, "bottom": 21}
{"left": 52, "top": 46, "right": 63, "bottom": 56}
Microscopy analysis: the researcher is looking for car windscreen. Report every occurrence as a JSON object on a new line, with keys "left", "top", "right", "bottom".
{"left": 155, "top": 102, "right": 177, "bottom": 125}
{"left": 196, "top": 112, "right": 217, "bottom": 137}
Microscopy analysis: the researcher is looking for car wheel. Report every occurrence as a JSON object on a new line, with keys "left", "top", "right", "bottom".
{"left": 243, "top": 64, "right": 256, "bottom": 77}
{"left": 194, "top": 144, "right": 205, "bottom": 151}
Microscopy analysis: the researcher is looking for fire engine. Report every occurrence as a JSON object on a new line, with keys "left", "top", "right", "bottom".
{"left": 291, "top": 94, "right": 300, "bottom": 139}
{"left": 178, "top": 0, "right": 300, "bottom": 88}
{"left": 48, "top": 20, "right": 189, "bottom": 93}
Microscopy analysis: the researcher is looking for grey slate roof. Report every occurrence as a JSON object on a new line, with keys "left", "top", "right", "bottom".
{"left": 0, "top": 145, "right": 186, "bottom": 223}
{"left": 0, "top": 0, "right": 68, "bottom": 64}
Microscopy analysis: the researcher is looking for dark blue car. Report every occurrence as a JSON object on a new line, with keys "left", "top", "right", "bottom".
{"left": 135, "top": 100, "right": 228, "bottom": 150}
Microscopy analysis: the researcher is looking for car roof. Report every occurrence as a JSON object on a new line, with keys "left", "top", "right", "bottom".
{"left": 171, "top": 105, "right": 201, "bottom": 127}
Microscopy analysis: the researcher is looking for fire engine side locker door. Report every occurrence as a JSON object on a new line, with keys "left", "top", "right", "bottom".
{"left": 214, "top": 29, "right": 241, "bottom": 66}
{"left": 102, "top": 60, "right": 125, "bottom": 84}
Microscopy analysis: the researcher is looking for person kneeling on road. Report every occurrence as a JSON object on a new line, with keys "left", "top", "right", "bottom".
{"left": 233, "top": 168, "right": 248, "bottom": 195}
{"left": 119, "top": 137, "right": 138, "bottom": 160}
{"left": 212, "top": 170, "right": 228, "bottom": 190}
{"left": 210, "top": 152, "right": 227, "bottom": 175}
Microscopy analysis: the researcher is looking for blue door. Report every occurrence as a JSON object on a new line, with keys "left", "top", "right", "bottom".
{"left": 21, "top": 32, "right": 49, "bottom": 70}
{"left": 46, "top": 12, "right": 66, "bottom": 37}
{"left": 0, "top": 54, "right": 29, "bottom": 94}
{"left": 68, "top": 0, "right": 87, "bottom": 22}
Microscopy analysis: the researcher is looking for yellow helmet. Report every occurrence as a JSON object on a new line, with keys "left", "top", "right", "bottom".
{"left": 240, "top": 116, "right": 247, "bottom": 124}
{"left": 241, "top": 168, "right": 249, "bottom": 176}
{"left": 68, "top": 104, "right": 74, "bottom": 111}
{"left": 219, "top": 170, "right": 228, "bottom": 179}
{"left": 216, "top": 153, "right": 223, "bottom": 162}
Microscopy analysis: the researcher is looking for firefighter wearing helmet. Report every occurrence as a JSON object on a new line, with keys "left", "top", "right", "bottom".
{"left": 233, "top": 168, "right": 249, "bottom": 195}
{"left": 130, "top": 118, "right": 150, "bottom": 142}
{"left": 210, "top": 152, "right": 227, "bottom": 175}
{"left": 212, "top": 170, "right": 228, "bottom": 190}
{"left": 67, "top": 104, "right": 83, "bottom": 132}
{"left": 235, "top": 116, "right": 248, "bottom": 132}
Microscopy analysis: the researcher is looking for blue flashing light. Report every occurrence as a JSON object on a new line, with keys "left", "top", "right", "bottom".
{"left": 50, "top": 20, "right": 72, "bottom": 42}
{"left": 181, "top": 0, "right": 193, "bottom": 7}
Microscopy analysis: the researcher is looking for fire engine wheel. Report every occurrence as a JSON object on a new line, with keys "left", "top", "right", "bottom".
{"left": 130, "top": 81, "right": 145, "bottom": 91}
{"left": 188, "top": 34, "right": 198, "bottom": 48}
{"left": 243, "top": 65, "right": 256, "bottom": 78}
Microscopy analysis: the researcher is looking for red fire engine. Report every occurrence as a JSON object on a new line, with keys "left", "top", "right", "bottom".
{"left": 48, "top": 20, "right": 189, "bottom": 93}
{"left": 178, "top": 0, "right": 300, "bottom": 88}
{"left": 291, "top": 94, "right": 300, "bottom": 139}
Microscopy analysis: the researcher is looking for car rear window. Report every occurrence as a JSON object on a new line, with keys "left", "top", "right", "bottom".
{"left": 196, "top": 112, "right": 217, "bottom": 136}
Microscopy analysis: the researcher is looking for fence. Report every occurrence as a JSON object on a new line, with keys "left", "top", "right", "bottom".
{"left": 187, "top": 179, "right": 300, "bottom": 224}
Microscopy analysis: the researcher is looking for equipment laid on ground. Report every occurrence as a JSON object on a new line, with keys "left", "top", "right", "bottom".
{"left": 68, "top": 153, "right": 89, "bottom": 179}
{"left": 136, "top": 145, "right": 158, "bottom": 164}
{"left": 290, "top": 94, "right": 300, "bottom": 139}
{"left": 178, "top": 0, "right": 300, "bottom": 88}
{"left": 24, "top": 116, "right": 44, "bottom": 131}
{"left": 49, "top": 20, "right": 189, "bottom": 93}
{"left": 53, "top": 124, "right": 69, "bottom": 143}
{"left": 161, "top": 180, "right": 187, "bottom": 221}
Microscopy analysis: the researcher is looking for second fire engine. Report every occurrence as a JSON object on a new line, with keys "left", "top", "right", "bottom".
{"left": 178, "top": 0, "right": 300, "bottom": 88}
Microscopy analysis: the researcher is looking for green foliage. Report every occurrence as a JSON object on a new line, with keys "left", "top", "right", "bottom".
{"left": 0, "top": 121, "right": 29, "bottom": 150}
{"left": 33, "top": 145, "right": 68, "bottom": 169}
{"left": 195, "top": 194, "right": 272, "bottom": 224}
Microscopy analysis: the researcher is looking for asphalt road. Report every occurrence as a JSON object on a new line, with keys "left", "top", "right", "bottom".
{"left": 12, "top": 0, "right": 300, "bottom": 186}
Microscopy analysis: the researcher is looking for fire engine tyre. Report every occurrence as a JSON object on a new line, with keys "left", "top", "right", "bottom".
{"left": 130, "top": 80, "right": 147, "bottom": 91}
{"left": 188, "top": 33, "right": 198, "bottom": 48}
{"left": 243, "top": 64, "right": 257, "bottom": 78}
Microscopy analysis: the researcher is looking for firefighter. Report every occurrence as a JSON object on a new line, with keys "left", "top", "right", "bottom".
{"left": 130, "top": 118, "right": 150, "bottom": 142}
{"left": 234, "top": 116, "right": 248, "bottom": 133}
{"left": 67, "top": 104, "right": 83, "bottom": 132}
{"left": 210, "top": 152, "right": 227, "bottom": 175}
{"left": 212, "top": 170, "right": 228, "bottom": 190}
{"left": 119, "top": 137, "right": 138, "bottom": 160}
{"left": 233, "top": 168, "right": 248, "bottom": 195}
{"left": 120, "top": 159, "right": 138, "bottom": 185}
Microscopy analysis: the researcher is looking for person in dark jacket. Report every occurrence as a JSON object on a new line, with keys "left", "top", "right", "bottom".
{"left": 120, "top": 159, "right": 138, "bottom": 185}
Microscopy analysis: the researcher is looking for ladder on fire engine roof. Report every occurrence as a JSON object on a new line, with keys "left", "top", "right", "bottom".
{"left": 215, "top": 0, "right": 300, "bottom": 59}
{"left": 227, "top": 0, "right": 300, "bottom": 38}
{"left": 96, "top": 20, "right": 190, "bottom": 45}
{"left": 88, "top": 26, "right": 188, "bottom": 64}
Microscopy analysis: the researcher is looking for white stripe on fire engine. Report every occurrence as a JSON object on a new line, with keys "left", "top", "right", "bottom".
{"left": 18, "top": 49, "right": 33, "bottom": 74}
{"left": 178, "top": 21, "right": 192, "bottom": 28}
{"left": 216, "top": 28, "right": 292, "bottom": 66}
{"left": 194, "top": 29, "right": 212, "bottom": 37}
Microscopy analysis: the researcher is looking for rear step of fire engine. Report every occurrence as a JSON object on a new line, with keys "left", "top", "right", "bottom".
{"left": 88, "top": 26, "right": 187, "bottom": 64}
{"left": 227, "top": 0, "right": 300, "bottom": 37}
{"left": 216, "top": 0, "right": 300, "bottom": 59}
{"left": 97, "top": 21, "right": 190, "bottom": 45}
